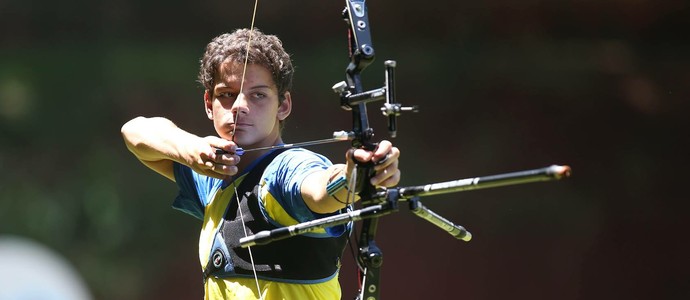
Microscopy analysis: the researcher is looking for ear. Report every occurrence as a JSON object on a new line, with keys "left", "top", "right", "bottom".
{"left": 204, "top": 90, "right": 213, "bottom": 120}
{"left": 277, "top": 91, "right": 292, "bottom": 121}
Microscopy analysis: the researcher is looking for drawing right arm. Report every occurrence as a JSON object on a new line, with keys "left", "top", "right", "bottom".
{"left": 121, "top": 116, "right": 240, "bottom": 181}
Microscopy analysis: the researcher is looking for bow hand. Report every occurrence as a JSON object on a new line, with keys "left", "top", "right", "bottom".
{"left": 346, "top": 140, "right": 401, "bottom": 188}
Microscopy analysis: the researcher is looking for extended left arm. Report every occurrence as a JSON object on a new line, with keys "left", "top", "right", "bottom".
{"left": 301, "top": 140, "right": 400, "bottom": 214}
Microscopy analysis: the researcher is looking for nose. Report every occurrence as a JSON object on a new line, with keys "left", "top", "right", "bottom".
{"left": 231, "top": 93, "right": 249, "bottom": 116}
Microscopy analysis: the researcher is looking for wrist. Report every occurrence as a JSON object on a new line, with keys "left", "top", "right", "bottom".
{"left": 326, "top": 164, "right": 349, "bottom": 196}
{"left": 326, "top": 174, "right": 349, "bottom": 196}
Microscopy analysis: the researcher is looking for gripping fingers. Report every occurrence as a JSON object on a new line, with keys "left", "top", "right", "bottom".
{"left": 209, "top": 152, "right": 239, "bottom": 175}
{"left": 371, "top": 164, "right": 400, "bottom": 187}
{"left": 196, "top": 150, "right": 238, "bottom": 175}
{"left": 371, "top": 142, "right": 400, "bottom": 186}
{"left": 373, "top": 147, "right": 400, "bottom": 172}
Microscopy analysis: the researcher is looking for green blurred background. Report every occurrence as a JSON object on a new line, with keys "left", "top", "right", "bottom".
{"left": 1, "top": 0, "right": 688, "bottom": 299}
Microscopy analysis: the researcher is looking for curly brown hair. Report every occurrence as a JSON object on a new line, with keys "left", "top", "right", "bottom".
{"left": 198, "top": 28, "right": 294, "bottom": 100}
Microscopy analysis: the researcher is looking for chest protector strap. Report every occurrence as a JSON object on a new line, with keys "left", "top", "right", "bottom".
{"left": 203, "top": 149, "right": 350, "bottom": 283}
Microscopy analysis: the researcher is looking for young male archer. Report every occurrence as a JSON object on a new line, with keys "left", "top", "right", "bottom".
{"left": 121, "top": 28, "right": 401, "bottom": 299}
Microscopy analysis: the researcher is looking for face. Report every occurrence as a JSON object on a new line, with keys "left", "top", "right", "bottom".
{"left": 205, "top": 61, "right": 291, "bottom": 149}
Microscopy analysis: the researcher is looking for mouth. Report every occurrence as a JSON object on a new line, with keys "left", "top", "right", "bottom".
{"left": 233, "top": 122, "right": 252, "bottom": 128}
{"left": 228, "top": 122, "right": 251, "bottom": 135}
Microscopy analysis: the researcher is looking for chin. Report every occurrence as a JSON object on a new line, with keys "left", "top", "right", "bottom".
{"left": 231, "top": 135, "right": 256, "bottom": 148}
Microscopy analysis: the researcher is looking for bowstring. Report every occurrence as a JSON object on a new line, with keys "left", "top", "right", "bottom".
{"left": 346, "top": 163, "right": 366, "bottom": 290}
{"left": 231, "top": 0, "right": 263, "bottom": 298}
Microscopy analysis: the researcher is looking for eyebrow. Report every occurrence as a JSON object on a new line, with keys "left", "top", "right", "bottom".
{"left": 213, "top": 82, "right": 277, "bottom": 92}
{"left": 245, "top": 84, "right": 273, "bottom": 91}
{"left": 214, "top": 84, "right": 272, "bottom": 91}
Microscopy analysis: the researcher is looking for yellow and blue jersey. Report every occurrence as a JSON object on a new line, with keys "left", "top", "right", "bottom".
{"left": 173, "top": 148, "right": 349, "bottom": 300}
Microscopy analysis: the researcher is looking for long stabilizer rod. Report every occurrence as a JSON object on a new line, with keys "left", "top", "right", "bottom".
{"left": 394, "top": 165, "right": 571, "bottom": 199}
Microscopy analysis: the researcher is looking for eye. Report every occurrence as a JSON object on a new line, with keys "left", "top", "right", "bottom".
{"left": 217, "top": 92, "right": 236, "bottom": 99}
{"left": 251, "top": 92, "right": 267, "bottom": 100}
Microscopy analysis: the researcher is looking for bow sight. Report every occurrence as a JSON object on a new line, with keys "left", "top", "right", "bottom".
{"left": 239, "top": 1, "right": 572, "bottom": 299}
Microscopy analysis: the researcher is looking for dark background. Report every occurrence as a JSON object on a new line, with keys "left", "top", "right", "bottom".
{"left": 1, "top": 0, "right": 688, "bottom": 299}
